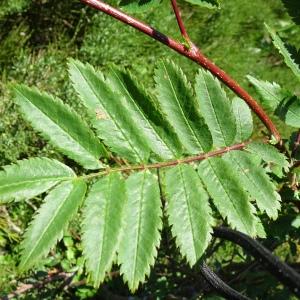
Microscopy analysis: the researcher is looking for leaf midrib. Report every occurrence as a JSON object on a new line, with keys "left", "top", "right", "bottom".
{"left": 201, "top": 73, "right": 228, "bottom": 146}
{"left": 95, "top": 177, "right": 112, "bottom": 282}
{"left": 229, "top": 154, "right": 278, "bottom": 216}
{"left": 272, "top": 33, "right": 300, "bottom": 79}
{"left": 21, "top": 182, "right": 75, "bottom": 268}
{"left": 111, "top": 69, "right": 175, "bottom": 157}
{"left": 162, "top": 63, "right": 204, "bottom": 152}
{"left": 207, "top": 159, "right": 252, "bottom": 234}
{"left": 77, "top": 66, "right": 143, "bottom": 162}
{"left": 18, "top": 89, "right": 98, "bottom": 159}
{"left": 130, "top": 172, "right": 146, "bottom": 285}
{"left": 179, "top": 166, "right": 197, "bottom": 263}
{"left": 235, "top": 105, "right": 243, "bottom": 142}
{"left": 0, "top": 176, "right": 73, "bottom": 190}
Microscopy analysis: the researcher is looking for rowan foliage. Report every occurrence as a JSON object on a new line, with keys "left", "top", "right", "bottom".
{"left": 0, "top": 59, "right": 289, "bottom": 290}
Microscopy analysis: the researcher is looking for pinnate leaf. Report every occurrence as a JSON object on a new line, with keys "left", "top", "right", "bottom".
{"left": 82, "top": 173, "right": 126, "bottom": 287}
{"left": 118, "top": 171, "right": 162, "bottom": 291}
{"left": 19, "top": 179, "right": 87, "bottom": 271}
{"left": 198, "top": 158, "right": 256, "bottom": 236}
{"left": 0, "top": 158, "right": 75, "bottom": 203}
{"left": 155, "top": 60, "right": 212, "bottom": 154}
{"left": 13, "top": 85, "right": 106, "bottom": 170}
{"left": 165, "top": 164, "right": 213, "bottom": 266}
{"left": 195, "top": 69, "right": 236, "bottom": 147}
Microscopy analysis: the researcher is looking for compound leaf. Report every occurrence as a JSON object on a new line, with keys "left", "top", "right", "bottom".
{"left": 13, "top": 85, "right": 106, "bottom": 170}
{"left": 19, "top": 179, "right": 87, "bottom": 271}
{"left": 118, "top": 171, "right": 162, "bottom": 292}
{"left": 223, "top": 151, "right": 281, "bottom": 219}
{"left": 198, "top": 158, "right": 256, "bottom": 236}
{"left": 107, "top": 67, "right": 182, "bottom": 160}
{"left": 82, "top": 173, "right": 126, "bottom": 288}
{"left": 232, "top": 97, "right": 253, "bottom": 142}
{"left": 0, "top": 157, "right": 75, "bottom": 203}
{"left": 165, "top": 164, "right": 213, "bottom": 266}
{"left": 155, "top": 60, "right": 212, "bottom": 154}
{"left": 195, "top": 69, "right": 236, "bottom": 147}
{"left": 69, "top": 60, "right": 150, "bottom": 163}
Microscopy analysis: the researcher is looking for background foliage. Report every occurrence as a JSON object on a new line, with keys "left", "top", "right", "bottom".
{"left": 0, "top": 0, "right": 300, "bottom": 299}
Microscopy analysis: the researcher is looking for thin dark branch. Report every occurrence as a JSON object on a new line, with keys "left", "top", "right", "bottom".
{"left": 1, "top": 271, "right": 75, "bottom": 300}
{"left": 292, "top": 129, "right": 300, "bottom": 157}
{"left": 213, "top": 226, "right": 300, "bottom": 297}
{"left": 199, "top": 262, "right": 251, "bottom": 300}
{"left": 80, "top": 0, "right": 281, "bottom": 142}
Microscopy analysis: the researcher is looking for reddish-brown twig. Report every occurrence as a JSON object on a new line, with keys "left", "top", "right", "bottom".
{"left": 170, "top": 0, "right": 191, "bottom": 46}
{"left": 80, "top": 0, "right": 281, "bottom": 142}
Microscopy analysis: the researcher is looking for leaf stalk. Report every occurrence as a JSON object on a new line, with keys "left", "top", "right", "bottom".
{"left": 83, "top": 141, "right": 249, "bottom": 180}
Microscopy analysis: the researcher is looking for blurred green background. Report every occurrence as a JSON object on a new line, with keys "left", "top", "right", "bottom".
{"left": 0, "top": 0, "right": 300, "bottom": 299}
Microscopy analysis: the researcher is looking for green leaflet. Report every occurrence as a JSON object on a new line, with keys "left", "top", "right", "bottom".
{"left": 69, "top": 59, "right": 150, "bottom": 163}
{"left": 164, "top": 164, "right": 213, "bottom": 266}
{"left": 246, "top": 142, "right": 289, "bottom": 169}
{"left": 232, "top": 97, "right": 253, "bottom": 143}
{"left": 0, "top": 158, "right": 75, "bottom": 203}
{"left": 13, "top": 85, "right": 106, "bottom": 170}
{"left": 19, "top": 179, "right": 87, "bottom": 271}
{"left": 278, "top": 96, "right": 300, "bottom": 128}
{"left": 183, "top": 0, "right": 220, "bottom": 9}
{"left": 198, "top": 158, "right": 256, "bottom": 236}
{"left": 266, "top": 24, "right": 300, "bottom": 82}
{"left": 155, "top": 60, "right": 212, "bottom": 154}
{"left": 195, "top": 69, "right": 236, "bottom": 147}
{"left": 223, "top": 151, "right": 281, "bottom": 219}
{"left": 292, "top": 216, "right": 300, "bottom": 229}
{"left": 118, "top": 171, "right": 162, "bottom": 292}
{"left": 247, "top": 75, "right": 288, "bottom": 111}
{"left": 247, "top": 76, "right": 300, "bottom": 127}
{"left": 107, "top": 67, "right": 182, "bottom": 160}
{"left": 281, "top": 0, "right": 300, "bottom": 25}
{"left": 82, "top": 173, "right": 126, "bottom": 288}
